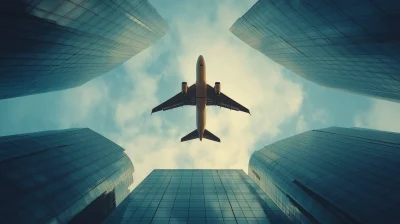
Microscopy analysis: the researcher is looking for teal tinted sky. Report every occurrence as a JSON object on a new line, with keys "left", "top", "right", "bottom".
{"left": 1, "top": 0, "right": 399, "bottom": 188}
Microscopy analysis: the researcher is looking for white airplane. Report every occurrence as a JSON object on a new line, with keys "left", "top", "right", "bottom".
{"left": 151, "top": 55, "right": 250, "bottom": 143}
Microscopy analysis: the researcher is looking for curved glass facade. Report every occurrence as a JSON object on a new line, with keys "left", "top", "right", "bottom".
{"left": 230, "top": 0, "right": 400, "bottom": 102}
{"left": 249, "top": 127, "right": 400, "bottom": 224}
{"left": 0, "top": 0, "right": 168, "bottom": 99}
{"left": 104, "top": 169, "right": 292, "bottom": 224}
{"left": 0, "top": 128, "right": 134, "bottom": 223}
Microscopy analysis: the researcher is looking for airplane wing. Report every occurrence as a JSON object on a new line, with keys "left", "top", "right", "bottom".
{"left": 206, "top": 84, "right": 250, "bottom": 114}
{"left": 151, "top": 84, "right": 196, "bottom": 114}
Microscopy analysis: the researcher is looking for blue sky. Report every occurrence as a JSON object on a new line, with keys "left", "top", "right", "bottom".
{"left": 1, "top": 0, "right": 400, "bottom": 188}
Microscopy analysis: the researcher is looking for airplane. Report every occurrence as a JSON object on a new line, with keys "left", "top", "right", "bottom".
{"left": 151, "top": 55, "right": 250, "bottom": 143}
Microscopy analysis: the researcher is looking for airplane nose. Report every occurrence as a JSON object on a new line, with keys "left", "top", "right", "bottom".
{"left": 198, "top": 55, "right": 204, "bottom": 65}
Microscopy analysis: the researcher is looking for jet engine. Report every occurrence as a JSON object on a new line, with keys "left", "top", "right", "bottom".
{"left": 182, "top": 82, "right": 188, "bottom": 94}
{"left": 214, "top": 82, "right": 221, "bottom": 95}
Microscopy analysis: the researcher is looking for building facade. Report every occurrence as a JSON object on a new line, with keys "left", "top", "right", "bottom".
{"left": 0, "top": 128, "right": 134, "bottom": 223}
{"left": 249, "top": 127, "right": 400, "bottom": 224}
{"left": 104, "top": 169, "right": 292, "bottom": 224}
{"left": 230, "top": 0, "right": 400, "bottom": 102}
{"left": 0, "top": 0, "right": 168, "bottom": 99}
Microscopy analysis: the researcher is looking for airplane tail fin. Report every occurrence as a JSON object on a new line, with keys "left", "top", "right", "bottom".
{"left": 181, "top": 129, "right": 221, "bottom": 143}
{"left": 181, "top": 129, "right": 199, "bottom": 142}
{"left": 203, "top": 129, "right": 221, "bottom": 143}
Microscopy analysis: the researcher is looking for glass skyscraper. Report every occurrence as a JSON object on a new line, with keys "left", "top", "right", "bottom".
{"left": 0, "top": 0, "right": 168, "bottom": 99}
{"left": 249, "top": 127, "right": 400, "bottom": 224}
{"left": 230, "top": 0, "right": 400, "bottom": 102}
{"left": 104, "top": 169, "right": 291, "bottom": 224}
{"left": 0, "top": 128, "right": 134, "bottom": 223}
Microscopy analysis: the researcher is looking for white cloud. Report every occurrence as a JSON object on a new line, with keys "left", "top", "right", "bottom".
{"left": 354, "top": 99, "right": 400, "bottom": 133}
{"left": 111, "top": 0, "right": 304, "bottom": 189}
{"left": 312, "top": 108, "right": 330, "bottom": 125}
{"left": 58, "top": 80, "right": 108, "bottom": 127}
{"left": 296, "top": 115, "right": 309, "bottom": 133}
{"left": 0, "top": 74, "right": 110, "bottom": 137}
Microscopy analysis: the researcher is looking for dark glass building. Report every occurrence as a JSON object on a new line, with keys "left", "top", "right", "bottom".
{"left": 249, "top": 127, "right": 400, "bottom": 224}
{"left": 104, "top": 169, "right": 292, "bottom": 224}
{"left": 230, "top": 0, "right": 400, "bottom": 102}
{"left": 0, "top": 128, "right": 134, "bottom": 223}
{"left": 0, "top": 0, "right": 168, "bottom": 99}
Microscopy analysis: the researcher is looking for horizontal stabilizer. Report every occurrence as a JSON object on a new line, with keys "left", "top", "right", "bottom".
{"left": 181, "top": 129, "right": 199, "bottom": 142}
{"left": 204, "top": 129, "right": 221, "bottom": 143}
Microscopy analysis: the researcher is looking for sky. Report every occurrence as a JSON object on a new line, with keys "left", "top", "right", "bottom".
{"left": 1, "top": 0, "right": 400, "bottom": 189}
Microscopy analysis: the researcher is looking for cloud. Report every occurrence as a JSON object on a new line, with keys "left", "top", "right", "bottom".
{"left": 0, "top": 78, "right": 108, "bottom": 135}
{"left": 110, "top": 0, "right": 304, "bottom": 189}
{"left": 354, "top": 99, "right": 400, "bottom": 133}
{"left": 59, "top": 80, "right": 109, "bottom": 127}
{"left": 295, "top": 115, "right": 309, "bottom": 133}
{"left": 312, "top": 108, "right": 330, "bottom": 125}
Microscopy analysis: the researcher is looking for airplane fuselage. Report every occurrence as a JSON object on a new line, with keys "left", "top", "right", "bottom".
{"left": 196, "top": 55, "right": 206, "bottom": 140}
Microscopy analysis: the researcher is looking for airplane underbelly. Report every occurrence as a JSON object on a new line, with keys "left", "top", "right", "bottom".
{"left": 195, "top": 79, "right": 206, "bottom": 136}
{"left": 196, "top": 99, "right": 206, "bottom": 134}
{"left": 196, "top": 58, "right": 206, "bottom": 138}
